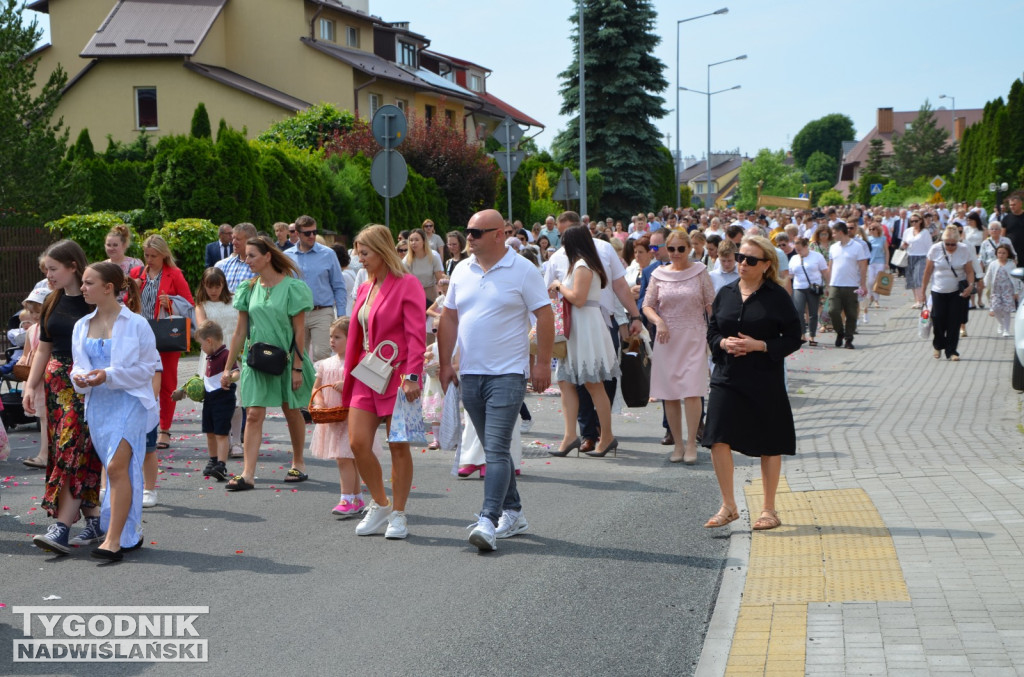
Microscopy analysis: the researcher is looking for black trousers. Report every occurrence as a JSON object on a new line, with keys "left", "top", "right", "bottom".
{"left": 931, "top": 290, "right": 968, "bottom": 357}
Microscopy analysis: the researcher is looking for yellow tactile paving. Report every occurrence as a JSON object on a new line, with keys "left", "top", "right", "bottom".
{"left": 724, "top": 476, "right": 909, "bottom": 676}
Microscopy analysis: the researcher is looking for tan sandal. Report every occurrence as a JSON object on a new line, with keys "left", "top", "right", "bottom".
{"left": 703, "top": 506, "right": 739, "bottom": 528}
{"left": 752, "top": 509, "right": 781, "bottom": 530}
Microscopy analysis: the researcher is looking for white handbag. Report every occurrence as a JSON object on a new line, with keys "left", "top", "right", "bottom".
{"left": 351, "top": 340, "right": 399, "bottom": 394}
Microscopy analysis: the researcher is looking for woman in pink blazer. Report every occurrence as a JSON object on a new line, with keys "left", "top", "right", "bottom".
{"left": 342, "top": 224, "right": 426, "bottom": 540}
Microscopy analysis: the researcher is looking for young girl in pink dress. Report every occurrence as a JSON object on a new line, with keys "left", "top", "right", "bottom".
{"left": 310, "top": 317, "right": 382, "bottom": 518}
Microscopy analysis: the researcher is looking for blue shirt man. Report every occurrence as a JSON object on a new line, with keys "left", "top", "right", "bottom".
{"left": 283, "top": 215, "right": 346, "bottom": 362}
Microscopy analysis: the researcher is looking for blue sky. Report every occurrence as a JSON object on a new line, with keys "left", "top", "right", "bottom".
{"left": 24, "top": 1, "right": 1023, "bottom": 161}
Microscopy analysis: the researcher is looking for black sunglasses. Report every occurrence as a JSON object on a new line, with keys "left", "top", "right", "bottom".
{"left": 735, "top": 253, "right": 767, "bottom": 265}
{"left": 300, "top": 229, "right": 317, "bottom": 237}
{"left": 466, "top": 227, "right": 499, "bottom": 239}
{"left": 665, "top": 245, "right": 686, "bottom": 253}
{"left": 397, "top": 247, "right": 408, "bottom": 253}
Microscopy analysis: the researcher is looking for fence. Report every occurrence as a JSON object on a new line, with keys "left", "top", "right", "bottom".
{"left": 0, "top": 226, "right": 56, "bottom": 355}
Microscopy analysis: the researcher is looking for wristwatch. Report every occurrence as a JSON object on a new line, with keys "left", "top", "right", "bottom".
{"left": 404, "top": 374, "right": 420, "bottom": 383}
{"left": 629, "top": 315, "right": 643, "bottom": 322}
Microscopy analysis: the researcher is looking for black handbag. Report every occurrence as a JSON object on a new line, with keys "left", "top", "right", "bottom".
{"left": 800, "top": 259, "right": 823, "bottom": 296}
{"left": 244, "top": 279, "right": 298, "bottom": 375}
{"left": 619, "top": 336, "right": 652, "bottom": 408}
{"left": 149, "top": 300, "right": 190, "bottom": 353}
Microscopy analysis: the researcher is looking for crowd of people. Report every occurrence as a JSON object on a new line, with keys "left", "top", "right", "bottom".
{"left": 7, "top": 193, "right": 1021, "bottom": 558}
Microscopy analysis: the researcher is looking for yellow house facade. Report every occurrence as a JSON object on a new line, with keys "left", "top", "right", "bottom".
{"left": 27, "top": 0, "right": 542, "bottom": 145}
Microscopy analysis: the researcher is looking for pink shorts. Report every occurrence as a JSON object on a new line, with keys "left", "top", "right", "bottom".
{"left": 349, "top": 377, "right": 398, "bottom": 418}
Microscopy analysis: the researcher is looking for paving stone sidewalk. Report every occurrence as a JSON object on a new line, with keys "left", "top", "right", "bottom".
{"left": 698, "top": 297, "right": 1024, "bottom": 676}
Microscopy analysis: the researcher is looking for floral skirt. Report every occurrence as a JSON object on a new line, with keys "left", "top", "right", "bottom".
{"left": 42, "top": 355, "right": 101, "bottom": 517}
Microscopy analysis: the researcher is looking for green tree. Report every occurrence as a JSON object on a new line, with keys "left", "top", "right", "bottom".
{"left": 0, "top": 0, "right": 83, "bottom": 226}
{"left": 864, "top": 138, "right": 885, "bottom": 175}
{"left": 650, "top": 146, "right": 677, "bottom": 210}
{"left": 190, "top": 103, "right": 212, "bottom": 139}
{"left": 804, "top": 150, "right": 837, "bottom": 184}
{"left": 551, "top": 0, "right": 667, "bottom": 215}
{"left": 816, "top": 188, "right": 846, "bottom": 207}
{"left": 68, "top": 128, "right": 95, "bottom": 161}
{"left": 734, "top": 149, "right": 803, "bottom": 211}
{"left": 888, "top": 100, "right": 956, "bottom": 186}
{"left": 791, "top": 113, "right": 855, "bottom": 167}
{"left": 258, "top": 102, "right": 355, "bottom": 150}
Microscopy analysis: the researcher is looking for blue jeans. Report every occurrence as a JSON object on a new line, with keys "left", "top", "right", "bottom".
{"left": 461, "top": 374, "right": 526, "bottom": 525}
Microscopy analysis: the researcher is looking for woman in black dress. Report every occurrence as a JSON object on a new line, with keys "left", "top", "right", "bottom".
{"left": 703, "top": 235, "right": 803, "bottom": 531}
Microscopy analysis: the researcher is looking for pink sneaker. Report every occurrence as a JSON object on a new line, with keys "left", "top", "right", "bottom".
{"left": 332, "top": 498, "right": 365, "bottom": 518}
{"left": 457, "top": 464, "right": 482, "bottom": 478}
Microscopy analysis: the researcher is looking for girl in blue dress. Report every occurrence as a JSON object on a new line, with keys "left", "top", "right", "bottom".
{"left": 72, "top": 262, "right": 160, "bottom": 560}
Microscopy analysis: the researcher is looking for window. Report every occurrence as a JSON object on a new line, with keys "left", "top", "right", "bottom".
{"left": 369, "top": 93, "right": 381, "bottom": 117}
{"left": 135, "top": 87, "right": 157, "bottom": 129}
{"left": 424, "top": 104, "right": 435, "bottom": 127}
{"left": 319, "top": 18, "right": 335, "bottom": 42}
{"left": 395, "top": 99, "right": 407, "bottom": 112}
{"left": 443, "top": 70, "right": 455, "bottom": 82}
{"left": 445, "top": 109, "right": 454, "bottom": 126}
{"left": 345, "top": 26, "right": 359, "bottom": 48}
{"left": 469, "top": 74, "right": 482, "bottom": 92}
{"left": 905, "top": 122, "right": 913, "bottom": 131}
{"left": 399, "top": 41, "right": 416, "bottom": 67}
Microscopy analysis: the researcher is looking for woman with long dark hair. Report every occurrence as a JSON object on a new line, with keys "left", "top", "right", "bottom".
{"left": 25, "top": 240, "right": 102, "bottom": 554}
{"left": 221, "top": 236, "right": 315, "bottom": 490}
{"left": 445, "top": 230, "right": 468, "bottom": 276}
{"left": 547, "top": 226, "right": 619, "bottom": 458}
{"left": 72, "top": 262, "right": 159, "bottom": 559}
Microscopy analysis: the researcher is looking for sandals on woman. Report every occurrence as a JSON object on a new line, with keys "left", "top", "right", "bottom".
{"left": 226, "top": 476, "right": 254, "bottom": 492}
{"left": 156, "top": 430, "right": 171, "bottom": 449}
{"left": 703, "top": 506, "right": 740, "bottom": 528}
{"left": 752, "top": 509, "right": 782, "bottom": 530}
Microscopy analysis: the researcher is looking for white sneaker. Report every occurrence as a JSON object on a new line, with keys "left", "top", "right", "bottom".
{"left": 384, "top": 510, "right": 409, "bottom": 539}
{"left": 142, "top": 490, "right": 157, "bottom": 508}
{"left": 495, "top": 510, "right": 529, "bottom": 539}
{"left": 355, "top": 499, "right": 392, "bottom": 536}
{"left": 229, "top": 444, "right": 244, "bottom": 458}
{"left": 468, "top": 515, "right": 497, "bottom": 551}
{"left": 520, "top": 418, "right": 533, "bottom": 433}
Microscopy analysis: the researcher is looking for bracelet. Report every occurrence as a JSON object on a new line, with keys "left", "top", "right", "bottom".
{"left": 629, "top": 315, "right": 642, "bottom": 322}
{"left": 292, "top": 368, "right": 303, "bottom": 372}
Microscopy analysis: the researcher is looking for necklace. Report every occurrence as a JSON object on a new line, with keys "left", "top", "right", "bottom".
{"left": 739, "top": 281, "right": 763, "bottom": 298}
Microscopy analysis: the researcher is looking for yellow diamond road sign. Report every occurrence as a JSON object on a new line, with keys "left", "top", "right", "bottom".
{"left": 930, "top": 175, "right": 946, "bottom": 191}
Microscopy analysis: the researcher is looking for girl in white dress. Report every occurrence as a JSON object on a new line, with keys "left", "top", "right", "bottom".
{"left": 194, "top": 267, "right": 243, "bottom": 457}
{"left": 547, "top": 226, "right": 620, "bottom": 458}
{"left": 310, "top": 317, "right": 383, "bottom": 517}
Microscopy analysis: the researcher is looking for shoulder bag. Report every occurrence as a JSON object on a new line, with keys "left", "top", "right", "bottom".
{"left": 890, "top": 248, "right": 909, "bottom": 268}
{"left": 800, "top": 258, "right": 823, "bottom": 296}
{"left": 150, "top": 298, "right": 191, "bottom": 353}
{"left": 943, "top": 249, "right": 970, "bottom": 294}
{"left": 244, "top": 278, "right": 297, "bottom": 375}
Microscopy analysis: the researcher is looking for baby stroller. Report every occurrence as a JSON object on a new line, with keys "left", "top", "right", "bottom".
{"left": 1, "top": 376, "right": 40, "bottom": 432}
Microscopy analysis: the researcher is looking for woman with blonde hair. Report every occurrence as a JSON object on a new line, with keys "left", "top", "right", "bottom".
{"left": 921, "top": 225, "right": 976, "bottom": 361}
{"left": 341, "top": 224, "right": 426, "bottom": 538}
{"left": 129, "top": 235, "right": 193, "bottom": 461}
{"left": 221, "top": 236, "right": 314, "bottom": 490}
{"left": 104, "top": 224, "right": 143, "bottom": 276}
{"left": 702, "top": 235, "right": 803, "bottom": 531}
{"left": 404, "top": 227, "right": 444, "bottom": 305}
{"left": 642, "top": 229, "right": 715, "bottom": 464}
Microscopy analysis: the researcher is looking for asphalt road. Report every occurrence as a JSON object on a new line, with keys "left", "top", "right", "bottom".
{"left": 0, "top": 370, "right": 729, "bottom": 676}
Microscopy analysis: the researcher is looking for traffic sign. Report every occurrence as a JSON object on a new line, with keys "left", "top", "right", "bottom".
{"left": 370, "top": 150, "right": 408, "bottom": 198}
{"left": 929, "top": 176, "right": 946, "bottom": 192}
{"left": 552, "top": 167, "right": 580, "bottom": 202}
{"left": 371, "top": 105, "right": 407, "bottom": 149}
{"left": 493, "top": 150, "right": 526, "bottom": 179}
{"left": 491, "top": 116, "right": 524, "bottom": 149}
{"left": 870, "top": 183, "right": 884, "bottom": 195}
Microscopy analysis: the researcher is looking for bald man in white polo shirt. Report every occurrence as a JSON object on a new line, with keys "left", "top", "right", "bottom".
{"left": 439, "top": 209, "right": 554, "bottom": 552}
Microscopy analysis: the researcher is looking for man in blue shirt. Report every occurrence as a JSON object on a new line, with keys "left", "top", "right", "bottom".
{"left": 283, "top": 215, "right": 346, "bottom": 362}
{"left": 215, "top": 223, "right": 257, "bottom": 292}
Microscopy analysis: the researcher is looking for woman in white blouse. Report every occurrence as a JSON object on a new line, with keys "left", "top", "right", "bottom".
{"left": 921, "top": 226, "right": 976, "bottom": 361}
{"left": 790, "top": 238, "right": 830, "bottom": 346}
{"left": 899, "top": 212, "right": 933, "bottom": 308}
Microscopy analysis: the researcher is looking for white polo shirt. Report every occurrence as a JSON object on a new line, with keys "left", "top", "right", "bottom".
{"left": 544, "top": 238, "right": 626, "bottom": 326}
{"left": 828, "top": 238, "right": 870, "bottom": 287}
{"left": 445, "top": 247, "right": 550, "bottom": 377}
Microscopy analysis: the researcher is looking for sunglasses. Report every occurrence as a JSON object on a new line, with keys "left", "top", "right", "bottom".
{"left": 943, "top": 242, "right": 958, "bottom": 247}
{"left": 665, "top": 245, "right": 686, "bottom": 253}
{"left": 735, "top": 253, "right": 768, "bottom": 265}
{"left": 648, "top": 245, "right": 660, "bottom": 252}
{"left": 397, "top": 248, "right": 408, "bottom": 254}
{"left": 466, "top": 227, "right": 499, "bottom": 239}
{"left": 300, "top": 229, "right": 317, "bottom": 237}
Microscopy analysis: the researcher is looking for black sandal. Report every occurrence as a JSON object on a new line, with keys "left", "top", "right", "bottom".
{"left": 284, "top": 468, "right": 308, "bottom": 483}
{"left": 156, "top": 430, "right": 171, "bottom": 449}
{"left": 226, "top": 476, "right": 255, "bottom": 492}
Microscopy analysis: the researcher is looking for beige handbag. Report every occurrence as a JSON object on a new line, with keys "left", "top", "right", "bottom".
{"left": 351, "top": 340, "right": 399, "bottom": 394}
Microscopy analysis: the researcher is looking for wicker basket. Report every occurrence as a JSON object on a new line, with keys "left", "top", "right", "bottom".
{"left": 308, "top": 384, "right": 348, "bottom": 424}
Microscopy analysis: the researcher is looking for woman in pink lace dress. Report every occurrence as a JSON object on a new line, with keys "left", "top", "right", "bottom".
{"left": 642, "top": 230, "right": 715, "bottom": 464}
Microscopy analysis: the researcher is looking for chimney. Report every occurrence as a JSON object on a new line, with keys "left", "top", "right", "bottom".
{"left": 877, "top": 107, "right": 894, "bottom": 135}
{"left": 954, "top": 116, "right": 965, "bottom": 142}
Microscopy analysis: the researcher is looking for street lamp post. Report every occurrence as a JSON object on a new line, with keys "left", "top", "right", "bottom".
{"left": 680, "top": 54, "right": 745, "bottom": 209}
{"left": 990, "top": 181, "right": 1009, "bottom": 218}
{"left": 939, "top": 94, "right": 956, "bottom": 141}
{"left": 675, "top": 8, "right": 728, "bottom": 210}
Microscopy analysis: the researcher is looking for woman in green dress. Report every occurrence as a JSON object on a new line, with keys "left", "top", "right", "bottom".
{"left": 221, "top": 236, "right": 314, "bottom": 491}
